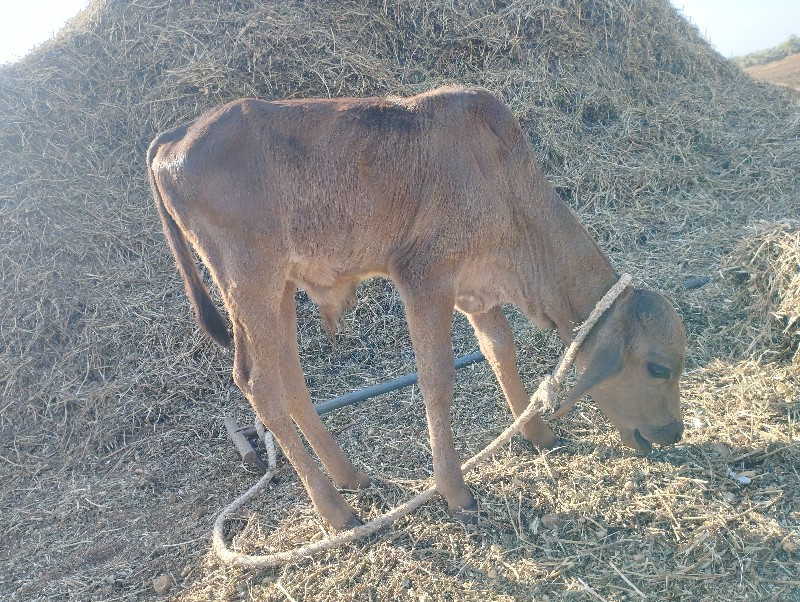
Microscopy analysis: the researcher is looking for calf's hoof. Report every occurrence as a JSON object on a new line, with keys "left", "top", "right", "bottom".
{"left": 345, "top": 514, "right": 364, "bottom": 529}
{"left": 521, "top": 423, "right": 558, "bottom": 450}
{"left": 338, "top": 470, "right": 373, "bottom": 491}
{"left": 447, "top": 496, "right": 481, "bottom": 524}
{"left": 317, "top": 495, "right": 363, "bottom": 532}
{"left": 352, "top": 471, "right": 373, "bottom": 490}
{"left": 328, "top": 511, "right": 364, "bottom": 532}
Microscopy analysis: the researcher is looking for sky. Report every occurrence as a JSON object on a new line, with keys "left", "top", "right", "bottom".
{"left": 0, "top": 0, "right": 89, "bottom": 64}
{"left": 0, "top": 0, "right": 798, "bottom": 64}
{"left": 670, "top": 0, "right": 800, "bottom": 57}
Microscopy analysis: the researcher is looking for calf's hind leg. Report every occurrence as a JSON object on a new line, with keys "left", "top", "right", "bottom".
{"left": 277, "top": 285, "right": 371, "bottom": 490}
{"left": 231, "top": 298, "right": 361, "bottom": 530}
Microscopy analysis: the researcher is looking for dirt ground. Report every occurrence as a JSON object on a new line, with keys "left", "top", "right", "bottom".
{"left": 1, "top": 1, "right": 799, "bottom": 601}
{"left": 746, "top": 53, "right": 800, "bottom": 91}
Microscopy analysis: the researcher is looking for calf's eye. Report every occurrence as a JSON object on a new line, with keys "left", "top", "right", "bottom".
{"left": 647, "top": 363, "right": 671, "bottom": 379}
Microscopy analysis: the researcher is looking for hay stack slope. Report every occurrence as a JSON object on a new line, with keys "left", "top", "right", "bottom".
{"left": 1, "top": 1, "right": 798, "bottom": 600}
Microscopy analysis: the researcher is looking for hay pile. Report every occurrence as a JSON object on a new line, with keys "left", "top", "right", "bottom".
{"left": 725, "top": 222, "right": 800, "bottom": 362}
{"left": 1, "top": 0, "right": 798, "bottom": 600}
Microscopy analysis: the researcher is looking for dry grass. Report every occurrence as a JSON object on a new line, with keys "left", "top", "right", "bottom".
{"left": 1, "top": 0, "right": 798, "bottom": 600}
{"left": 723, "top": 221, "right": 800, "bottom": 362}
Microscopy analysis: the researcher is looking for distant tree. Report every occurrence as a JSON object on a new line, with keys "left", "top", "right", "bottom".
{"left": 736, "top": 34, "right": 800, "bottom": 67}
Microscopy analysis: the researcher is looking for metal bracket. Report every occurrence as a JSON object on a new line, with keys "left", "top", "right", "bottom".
{"left": 223, "top": 415, "right": 269, "bottom": 473}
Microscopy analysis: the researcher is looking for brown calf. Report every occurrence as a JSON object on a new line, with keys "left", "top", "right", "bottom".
{"left": 148, "top": 86, "right": 685, "bottom": 529}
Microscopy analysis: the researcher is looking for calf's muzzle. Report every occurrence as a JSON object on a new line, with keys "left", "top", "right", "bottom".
{"left": 639, "top": 419, "right": 684, "bottom": 448}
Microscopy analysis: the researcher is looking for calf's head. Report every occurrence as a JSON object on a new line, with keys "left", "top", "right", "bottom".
{"left": 569, "top": 287, "right": 685, "bottom": 453}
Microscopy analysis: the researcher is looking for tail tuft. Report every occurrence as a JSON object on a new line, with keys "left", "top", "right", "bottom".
{"left": 195, "top": 286, "right": 232, "bottom": 348}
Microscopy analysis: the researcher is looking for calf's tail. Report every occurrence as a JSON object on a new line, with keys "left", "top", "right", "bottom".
{"left": 147, "top": 131, "right": 232, "bottom": 348}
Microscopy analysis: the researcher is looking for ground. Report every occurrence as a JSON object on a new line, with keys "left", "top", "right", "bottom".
{"left": 746, "top": 53, "right": 800, "bottom": 91}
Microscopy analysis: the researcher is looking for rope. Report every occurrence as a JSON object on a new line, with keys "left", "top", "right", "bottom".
{"left": 212, "top": 273, "right": 633, "bottom": 568}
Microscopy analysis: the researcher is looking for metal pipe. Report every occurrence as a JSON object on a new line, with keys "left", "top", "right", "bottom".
{"left": 315, "top": 350, "right": 486, "bottom": 415}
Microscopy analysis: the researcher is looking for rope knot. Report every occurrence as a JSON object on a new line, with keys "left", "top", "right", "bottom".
{"left": 531, "top": 374, "right": 558, "bottom": 412}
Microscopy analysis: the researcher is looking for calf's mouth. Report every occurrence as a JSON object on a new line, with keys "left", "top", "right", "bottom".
{"left": 618, "top": 428, "right": 653, "bottom": 453}
{"left": 620, "top": 420, "right": 684, "bottom": 454}
{"left": 632, "top": 429, "right": 653, "bottom": 453}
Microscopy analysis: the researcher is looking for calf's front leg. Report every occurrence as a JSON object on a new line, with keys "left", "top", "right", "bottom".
{"left": 402, "top": 290, "right": 476, "bottom": 517}
{"left": 467, "top": 306, "right": 557, "bottom": 448}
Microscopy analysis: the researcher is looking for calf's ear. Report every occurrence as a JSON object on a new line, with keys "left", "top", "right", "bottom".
{"left": 564, "top": 325, "right": 625, "bottom": 407}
